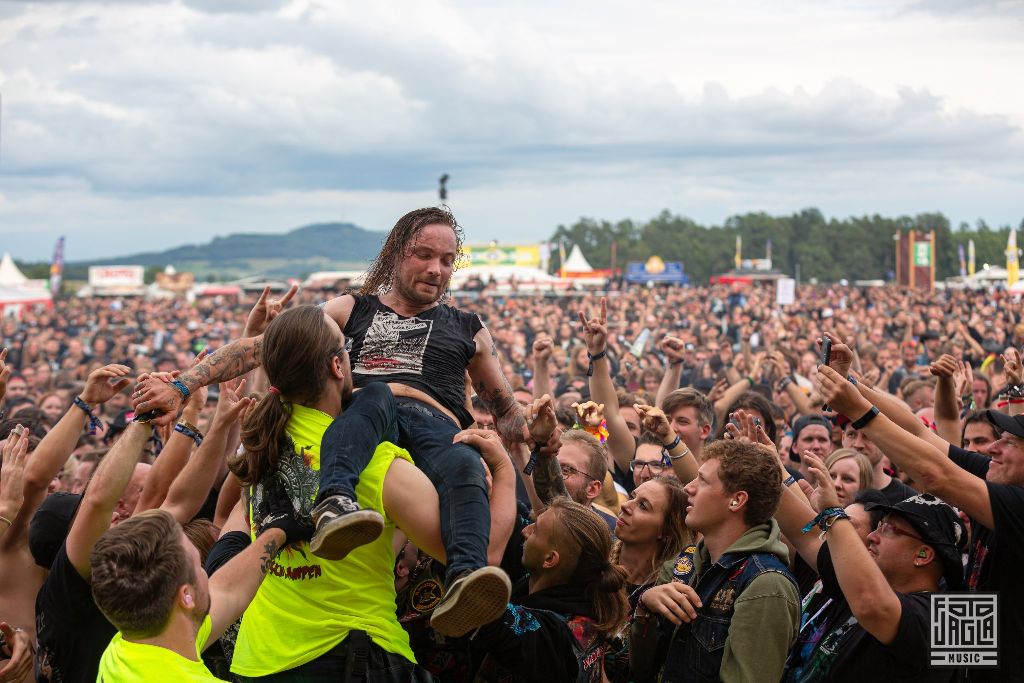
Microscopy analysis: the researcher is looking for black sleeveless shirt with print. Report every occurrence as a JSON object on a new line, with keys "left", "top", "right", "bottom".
{"left": 344, "top": 294, "right": 483, "bottom": 428}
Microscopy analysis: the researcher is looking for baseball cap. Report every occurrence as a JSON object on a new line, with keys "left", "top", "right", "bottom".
{"left": 986, "top": 409, "right": 1024, "bottom": 439}
{"left": 29, "top": 492, "right": 83, "bottom": 569}
{"left": 789, "top": 414, "right": 833, "bottom": 463}
{"left": 865, "top": 493, "right": 968, "bottom": 590}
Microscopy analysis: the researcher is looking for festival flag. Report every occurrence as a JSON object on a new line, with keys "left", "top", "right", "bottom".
{"left": 558, "top": 239, "right": 567, "bottom": 278}
{"left": 49, "top": 236, "right": 65, "bottom": 295}
{"left": 1007, "top": 229, "right": 1019, "bottom": 287}
{"left": 735, "top": 235, "right": 742, "bottom": 270}
{"left": 958, "top": 243, "right": 967, "bottom": 278}
{"left": 968, "top": 239, "right": 976, "bottom": 277}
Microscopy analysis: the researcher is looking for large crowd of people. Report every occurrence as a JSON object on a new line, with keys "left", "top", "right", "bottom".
{"left": 0, "top": 206, "right": 1022, "bottom": 682}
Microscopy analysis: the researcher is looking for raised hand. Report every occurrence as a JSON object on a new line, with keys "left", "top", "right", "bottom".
{"left": 819, "top": 332, "right": 854, "bottom": 378}
{"left": 532, "top": 335, "right": 553, "bottom": 363}
{"left": 816, "top": 366, "right": 872, "bottom": 418}
{"left": 804, "top": 451, "right": 841, "bottom": 512}
{"left": 212, "top": 378, "right": 254, "bottom": 429}
{"left": 0, "top": 426, "right": 29, "bottom": 524}
{"left": 526, "top": 394, "right": 558, "bottom": 445}
{"left": 245, "top": 283, "right": 299, "bottom": 338}
{"left": 0, "top": 348, "right": 10, "bottom": 404}
{"left": 570, "top": 400, "right": 605, "bottom": 429}
{"left": 659, "top": 336, "right": 686, "bottom": 366}
{"left": 577, "top": 297, "right": 608, "bottom": 355}
{"left": 80, "top": 364, "right": 132, "bottom": 405}
{"left": 1001, "top": 348, "right": 1023, "bottom": 387}
{"left": 634, "top": 403, "right": 672, "bottom": 443}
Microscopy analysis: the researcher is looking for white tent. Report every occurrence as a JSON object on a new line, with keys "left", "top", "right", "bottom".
{"left": 0, "top": 253, "right": 52, "bottom": 315}
{"left": 562, "top": 244, "right": 594, "bottom": 273}
{"left": 0, "top": 253, "right": 29, "bottom": 287}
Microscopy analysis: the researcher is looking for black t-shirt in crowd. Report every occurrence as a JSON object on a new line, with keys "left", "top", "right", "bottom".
{"left": 344, "top": 295, "right": 483, "bottom": 428}
{"left": 35, "top": 544, "right": 116, "bottom": 683}
{"left": 800, "top": 544, "right": 955, "bottom": 682}
{"left": 879, "top": 476, "right": 918, "bottom": 506}
{"left": 948, "top": 444, "right": 1024, "bottom": 683}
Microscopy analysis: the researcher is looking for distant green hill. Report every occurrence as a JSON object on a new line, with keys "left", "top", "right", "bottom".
{"left": 66, "top": 222, "right": 388, "bottom": 280}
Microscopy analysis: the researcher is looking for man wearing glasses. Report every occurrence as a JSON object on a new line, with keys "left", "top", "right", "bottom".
{"left": 630, "top": 433, "right": 677, "bottom": 488}
{"left": 555, "top": 429, "right": 617, "bottom": 532}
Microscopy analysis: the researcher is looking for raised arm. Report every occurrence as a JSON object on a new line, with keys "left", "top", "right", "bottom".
{"left": 66, "top": 422, "right": 152, "bottom": 579}
{"left": 582, "top": 298, "right": 635, "bottom": 472}
{"left": 134, "top": 337, "right": 261, "bottom": 426}
{"left": 635, "top": 404, "right": 698, "bottom": 484}
{"left": 468, "top": 326, "right": 527, "bottom": 445}
{"left": 531, "top": 335, "right": 553, "bottom": 400}
{"left": 803, "top": 453, "right": 903, "bottom": 644}
{"left": 207, "top": 483, "right": 312, "bottom": 646}
{"left": 823, "top": 334, "right": 950, "bottom": 453}
{"left": 655, "top": 336, "right": 686, "bottom": 409}
{"left": 818, "top": 365, "right": 995, "bottom": 528}
{"left": 135, "top": 364, "right": 210, "bottom": 513}
{"left": 10, "top": 365, "right": 131, "bottom": 546}
{"left": 0, "top": 427, "right": 29, "bottom": 541}
{"left": 930, "top": 355, "right": 965, "bottom": 446}
{"left": 160, "top": 380, "right": 254, "bottom": 524}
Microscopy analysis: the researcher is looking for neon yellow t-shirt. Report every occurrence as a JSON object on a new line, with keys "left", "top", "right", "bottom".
{"left": 231, "top": 404, "right": 415, "bottom": 676}
{"left": 96, "top": 614, "right": 220, "bottom": 682}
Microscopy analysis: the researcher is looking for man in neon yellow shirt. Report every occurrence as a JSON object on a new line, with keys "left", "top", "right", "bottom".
{"left": 91, "top": 505, "right": 306, "bottom": 682}
{"left": 226, "top": 305, "right": 520, "bottom": 679}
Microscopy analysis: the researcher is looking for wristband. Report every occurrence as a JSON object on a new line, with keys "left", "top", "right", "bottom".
{"left": 0, "top": 515, "right": 12, "bottom": 527}
{"left": 170, "top": 379, "right": 192, "bottom": 401}
{"left": 745, "top": 376, "right": 755, "bottom": 386}
{"left": 775, "top": 377, "right": 793, "bottom": 392}
{"left": 783, "top": 474, "right": 796, "bottom": 487}
{"left": 850, "top": 406, "right": 880, "bottom": 430}
{"left": 801, "top": 506, "right": 850, "bottom": 539}
{"left": 586, "top": 350, "right": 607, "bottom": 377}
{"left": 848, "top": 375, "right": 858, "bottom": 386}
{"left": 670, "top": 359, "right": 683, "bottom": 368}
{"left": 175, "top": 419, "right": 204, "bottom": 446}
{"left": 663, "top": 434, "right": 682, "bottom": 450}
{"left": 668, "top": 446, "right": 692, "bottom": 461}
{"left": 1008, "top": 384, "right": 1024, "bottom": 399}
{"left": 523, "top": 446, "right": 543, "bottom": 475}
{"left": 73, "top": 397, "right": 103, "bottom": 435}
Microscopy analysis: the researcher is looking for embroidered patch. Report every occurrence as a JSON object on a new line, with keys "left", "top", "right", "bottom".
{"left": 412, "top": 578, "right": 444, "bottom": 612}
{"left": 710, "top": 586, "right": 736, "bottom": 613}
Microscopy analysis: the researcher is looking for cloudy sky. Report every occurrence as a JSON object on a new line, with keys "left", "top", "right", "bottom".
{"left": 1, "top": 0, "right": 1022, "bottom": 261}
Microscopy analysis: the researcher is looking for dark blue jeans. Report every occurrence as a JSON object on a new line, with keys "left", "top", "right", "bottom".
{"left": 319, "top": 382, "right": 490, "bottom": 581}
{"left": 236, "top": 632, "right": 418, "bottom": 681}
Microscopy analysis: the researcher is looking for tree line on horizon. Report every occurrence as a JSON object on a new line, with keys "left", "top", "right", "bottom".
{"left": 549, "top": 208, "right": 1024, "bottom": 284}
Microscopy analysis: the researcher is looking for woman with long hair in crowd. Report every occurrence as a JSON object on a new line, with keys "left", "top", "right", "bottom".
{"left": 604, "top": 476, "right": 691, "bottom": 681}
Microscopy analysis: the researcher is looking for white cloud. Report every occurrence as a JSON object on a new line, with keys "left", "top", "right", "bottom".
{"left": 1, "top": 0, "right": 1022, "bottom": 260}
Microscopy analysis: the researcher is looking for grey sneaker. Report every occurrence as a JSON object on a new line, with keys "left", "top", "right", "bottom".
{"left": 309, "top": 494, "right": 384, "bottom": 561}
{"left": 429, "top": 566, "right": 512, "bottom": 637}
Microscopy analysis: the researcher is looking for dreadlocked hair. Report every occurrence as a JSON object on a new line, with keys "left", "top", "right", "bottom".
{"left": 359, "top": 206, "right": 465, "bottom": 296}
{"left": 231, "top": 306, "right": 341, "bottom": 487}
{"left": 608, "top": 476, "right": 691, "bottom": 585}
{"left": 548, "top": 497, "right": 630, "bottom": 636}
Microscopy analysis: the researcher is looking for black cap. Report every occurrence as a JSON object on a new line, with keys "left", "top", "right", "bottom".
{"left": 29, "top": 492, "right": 82, "bottom": 569}
{"left": 865, "top": 493, "right": 968, "bottom": 590}
{"left": 986, "top": 410, "right": 1024, "bottom": 439}
{"left": 789, "top": 414, "right": 833, "bottom": 463}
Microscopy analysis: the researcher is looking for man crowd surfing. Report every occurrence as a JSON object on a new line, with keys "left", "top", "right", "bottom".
{"left": 0, "top": 206, "right": 1022, "bottom": 682}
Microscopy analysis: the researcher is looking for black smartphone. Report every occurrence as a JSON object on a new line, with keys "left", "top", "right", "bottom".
{"left": 821, "top": 336, "right": 833, "bottom": 411}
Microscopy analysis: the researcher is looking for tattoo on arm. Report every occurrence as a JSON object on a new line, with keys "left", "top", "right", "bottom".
{"left": 532, "top": 452, "right": 567, "bottom": 504}
{"left": 259, "top": 538, "right": 279, "bottom": 575}
{"left": 181, "top": 337, "right": 263, "bottom": 392}
{"left": 476, "top": 378, "right": 527, "bottom": 444}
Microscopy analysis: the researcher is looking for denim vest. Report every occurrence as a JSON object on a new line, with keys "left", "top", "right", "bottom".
{"left": 662, "top": 545, "right": 797, "bottom": 683}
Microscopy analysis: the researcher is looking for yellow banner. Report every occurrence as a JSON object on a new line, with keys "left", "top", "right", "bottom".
{"left": 462, "top": 244, "right": 541, "bottom": 268}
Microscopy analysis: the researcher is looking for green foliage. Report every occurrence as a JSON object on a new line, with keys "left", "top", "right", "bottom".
{"left": 550, "top": 209, "right": 1021, "bottom": 283}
